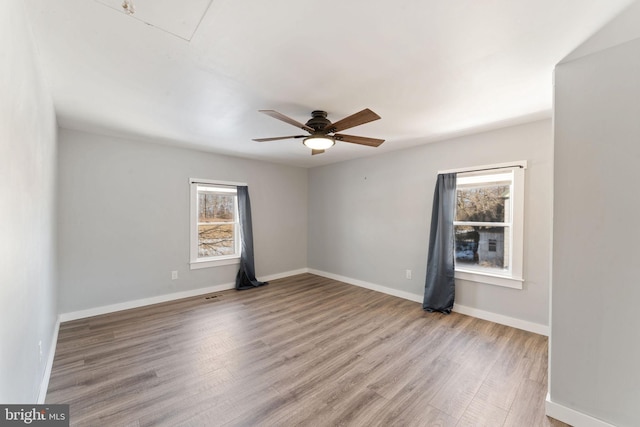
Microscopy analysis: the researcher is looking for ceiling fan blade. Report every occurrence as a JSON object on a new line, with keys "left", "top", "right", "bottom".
{"left": 335, "top": 134, "right": 385, "bottom": 147}
{"left": 259, "top": 110, "right": 314, "bottom": 132}
{"left": 311, "top": 149, "right": 325, "bottom": 155}
{"left": 252, "top": 135, "right": 305, "bottom": 142}
{"left": 326, "top": 108, "right": 381, "bottom": 133}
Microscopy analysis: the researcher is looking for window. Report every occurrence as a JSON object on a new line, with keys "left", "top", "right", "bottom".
{"left": 189, "top": 179, "right": 242, "bottom": 269}
{"left": 452, "top": 164, "right": 525, "bottom": 289}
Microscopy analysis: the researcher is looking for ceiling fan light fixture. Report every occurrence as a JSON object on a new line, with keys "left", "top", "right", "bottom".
{"left": 303, "top": 135, "right": 335, "bottom": 150}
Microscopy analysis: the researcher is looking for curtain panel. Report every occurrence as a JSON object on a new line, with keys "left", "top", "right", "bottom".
{"left": 423, "top": 173, "right": 457, "bottom": 313}
{"left": 235, "top": 186, "right": 268, "bottom": 290}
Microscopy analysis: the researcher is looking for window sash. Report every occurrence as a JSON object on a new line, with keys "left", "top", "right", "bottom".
{"left": 454, "top": 221, "right": 511, "bottom": 227}
{"left": 450, "top": 164, "right": 525, "bottom": 289}
{"left": 189, "top": 179, "right": 245, "bottom": 269}
{"left": 455, "top": 224, "right": 511, "bottom": 272}
{"left": 196, "top": 187, "right": 239, "bottom": 261}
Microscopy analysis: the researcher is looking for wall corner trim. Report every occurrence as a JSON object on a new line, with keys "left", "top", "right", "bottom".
{"left": 546, "top": 393, "right": 617, "bottom": 427}
{"left": 37, "top": 320, "right": 60, "bottom": 404}
{"left": 308, "top": 269, "right": 548, "bottom": 336}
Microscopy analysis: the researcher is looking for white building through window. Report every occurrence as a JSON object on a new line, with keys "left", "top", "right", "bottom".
{"left": 189, "top": 179, "right": 243, "bottom": 269}
{"left": 447, "top": 163, "right": 526, "bottom": 289}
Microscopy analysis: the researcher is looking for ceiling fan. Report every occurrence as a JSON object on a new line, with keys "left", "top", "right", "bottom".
{"left": 253, "top": 109, "right": 385, "bottom": 155}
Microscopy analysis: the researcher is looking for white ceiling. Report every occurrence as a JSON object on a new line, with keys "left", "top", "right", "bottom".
{"left": 25, "top": 0, "right": 635, "bottom": 167}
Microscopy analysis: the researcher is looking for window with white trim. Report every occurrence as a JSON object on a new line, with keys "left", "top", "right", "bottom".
{"left": 189, "top": 180, "right": 241, "bottom": 269}
{"left": 454, "top": 166, "right": 525, "bottom": 289}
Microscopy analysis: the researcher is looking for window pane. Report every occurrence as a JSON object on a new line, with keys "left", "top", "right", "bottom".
{"left": 198, "top": 193, "right": 236, "bottom": 223}
{"left": 456, "top": 184, "right": 510, "bottom": 222}
{"left": 198, "top": 224, "right": 235, "bottom": 257}
{"left": 455, "top": 225, "right": 509, "bottom": 270}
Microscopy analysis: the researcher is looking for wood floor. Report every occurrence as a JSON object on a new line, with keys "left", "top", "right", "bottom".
{"left": 47, "top": 274, "right": 568, "bottom": 426}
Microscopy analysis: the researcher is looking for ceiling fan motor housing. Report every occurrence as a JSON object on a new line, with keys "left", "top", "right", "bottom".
{"left": 306, "top": 110, "right": 332, "bottom": 133}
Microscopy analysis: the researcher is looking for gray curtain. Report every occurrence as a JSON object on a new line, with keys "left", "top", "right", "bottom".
{"left": 423, "top": 173, "right": 457, "bottom": 313}
{"left": 235, "top": 186, "right": 268, "bottom": 290}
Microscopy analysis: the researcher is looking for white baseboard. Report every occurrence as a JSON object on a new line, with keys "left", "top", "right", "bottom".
{"left": 59, "top": 282, "right": 235, "bottom": 322}
{"left": 58, "top": 268, "right": 310, "bottom": 323}
{"left": 37, "top": 319, "right": 59, "bottom": 404}
{"left": 308, "top": 269, "right": 423, "bottom": 303}
{"left": 546, "top": 393, "right": 616, "bottom": 427}
{"left": 260, "top": 268, "right": 309, "bottom": 282}
{"left": 453, "top": 304, "right": 549, "bottom": 336}
{"left": 58, "top": 267, "right": 546, "bottom": 337}
{"left": 308, "top": 269, "right": 549, "bottom": 336}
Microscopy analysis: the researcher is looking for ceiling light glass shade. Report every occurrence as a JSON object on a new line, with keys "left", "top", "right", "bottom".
{"left": 303, "top": 135, "right": 335, "bottom": 150}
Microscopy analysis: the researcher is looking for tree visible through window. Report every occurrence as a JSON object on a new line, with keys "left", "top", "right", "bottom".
{"left": 190, "top": 180, "right": 240, "bottom": 269}
{"left": 197, "top": 188, "right": 237, "bottom": 257}
{"left": 448, "top": 163, "right": 525, "bottom": 288}
{"left": 454, "top": 172, "right": 513, "bottom": 274}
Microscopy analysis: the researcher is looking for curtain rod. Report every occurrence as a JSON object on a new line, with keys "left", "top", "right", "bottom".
{"left": 438, "top": 160, "right": 527, "bottom": 175}
{"left": 189, "top": 178, "right": 248, "bottom": 187}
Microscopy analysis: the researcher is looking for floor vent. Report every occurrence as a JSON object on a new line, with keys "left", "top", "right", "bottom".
{"left": 204, "top": 295, "right": 220, "bottom": 301}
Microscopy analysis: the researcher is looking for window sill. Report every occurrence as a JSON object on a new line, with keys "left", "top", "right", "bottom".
{"left": 190, "top": 256, "right": 240, "bottom": 270}
{"left": 455, "top": 268, "right": 523, "bottom": 289}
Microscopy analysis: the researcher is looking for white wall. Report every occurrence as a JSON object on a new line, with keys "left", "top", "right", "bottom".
{"left": 550, "top": 11, "right": 640, "bottom": 427}
{"left": 0, "top": 0, "right": 58, "bottom": 403}
{"left": 57, "top": 129, "right": 308, "bottom": 313}
{"left": 308, "top": 119, "right": 553, "bottom": 328}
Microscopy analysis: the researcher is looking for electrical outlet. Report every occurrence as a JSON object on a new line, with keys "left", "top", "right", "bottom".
{"left": 171, "top": 270, "right": 178, "bottom": 280}
{"left": 406, "top": 269, "right": 412, "bottom": 280}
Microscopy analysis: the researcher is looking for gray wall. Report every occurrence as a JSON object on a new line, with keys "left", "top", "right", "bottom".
{"left": 551, "top": 11, "right": 640, "bottom": 427}
{"left": 0, "top": 0, "right": 58, "bottom": 403}
{"left": 308, "top": 119, "right": 553, "bottom": 327}
{"left": 57, "top": 129, "right": 308, "bottom": 313}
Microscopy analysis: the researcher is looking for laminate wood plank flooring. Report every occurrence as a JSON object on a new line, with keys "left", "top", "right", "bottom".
{"left": 47, "top": 273, "right": 569, "bottom": 426}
